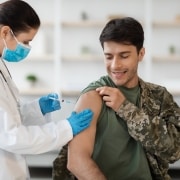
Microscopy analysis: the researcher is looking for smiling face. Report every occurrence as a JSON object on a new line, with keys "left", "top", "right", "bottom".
{"left": 103, "top": 41, "right": 145, "bottom": 88}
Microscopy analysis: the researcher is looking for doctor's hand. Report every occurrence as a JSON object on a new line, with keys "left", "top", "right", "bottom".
{"left": 67, "top": 109, "right": 93, "bottom": 136}
{"left": 39, "top": 93, "right": 61, "bottom": 115}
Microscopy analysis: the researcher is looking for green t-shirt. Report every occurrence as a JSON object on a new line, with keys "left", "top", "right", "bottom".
{"left": 81, "top": 76, "right": 152, "bottom": 180}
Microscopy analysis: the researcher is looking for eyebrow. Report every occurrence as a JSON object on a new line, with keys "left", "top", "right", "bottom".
{"left": 120, "top": 51, "right": 131, "bottom": 54}
{"left": 104, "top": 51, "right": 131, "bottom": 55}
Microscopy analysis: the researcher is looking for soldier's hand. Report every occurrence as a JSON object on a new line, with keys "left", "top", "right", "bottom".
{"left": 96, "top": 86, "right": 125, "bottom": 112}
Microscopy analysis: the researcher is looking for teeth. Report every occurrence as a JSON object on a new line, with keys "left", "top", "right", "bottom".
{"left": 114, "top": 72, "right": 124, "bottom": 73}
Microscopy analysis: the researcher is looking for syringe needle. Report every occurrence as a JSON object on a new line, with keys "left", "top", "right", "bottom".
{"left": 49, "top": 97, "right": 75, "bottom": 104}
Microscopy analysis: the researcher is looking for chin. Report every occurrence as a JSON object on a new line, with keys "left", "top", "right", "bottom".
{"left": 113, "top": 79, "right": 125, "bottom": 87}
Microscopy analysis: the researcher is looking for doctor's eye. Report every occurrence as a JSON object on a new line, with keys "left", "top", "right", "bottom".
{"left": 22, "top": 41, "right": 30, "bottom": 46}
{"left": 24, "top": 41, "right": 29, "bottom": 45}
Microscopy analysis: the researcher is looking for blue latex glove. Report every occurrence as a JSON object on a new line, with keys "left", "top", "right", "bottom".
{"left": 39, "top": 93, "right": 61, "bottom": 115}
{"left": 67, "top": 109, "right": 93, "bottom": 136}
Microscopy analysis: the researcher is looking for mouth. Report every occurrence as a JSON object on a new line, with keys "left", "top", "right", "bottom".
{"left": 112, "top": 70, "right": 127, "bottom": 78}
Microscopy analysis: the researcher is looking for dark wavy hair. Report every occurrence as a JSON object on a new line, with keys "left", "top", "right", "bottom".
{"left": 99, "top": 17, "right": 144, "bottom": 53}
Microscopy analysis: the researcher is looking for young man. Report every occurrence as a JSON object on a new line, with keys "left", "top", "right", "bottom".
{"left": 53, "top": 17, "right": 180, "bottom": 180}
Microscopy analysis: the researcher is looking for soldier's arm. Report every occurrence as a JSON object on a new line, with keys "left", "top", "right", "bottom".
{"left": 116, "top": 92, "right": 180, "bottom": 163}
{"left": 67, "top": 90, "right": 107, "bottom": 180}
{"left": 96, "top": 86, "right": 180, "bottom": 162}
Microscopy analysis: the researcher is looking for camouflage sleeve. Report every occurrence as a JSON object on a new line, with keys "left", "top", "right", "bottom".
{"left": 52, "top": 144, "right": 77, "bottom": 180}
{"left": 116, "top": 91, "right": 180, "bottom": 163}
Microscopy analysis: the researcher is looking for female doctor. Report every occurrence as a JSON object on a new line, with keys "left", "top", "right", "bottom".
{"left": 0, "top": 0, "right": 93, "bottom": 179}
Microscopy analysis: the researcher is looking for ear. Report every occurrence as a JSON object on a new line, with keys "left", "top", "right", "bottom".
{"left": 138, "top": 47, "right": 145, "bottom": 62}
{"left": 0, "top": 26, "right": 11, "bottom": 39}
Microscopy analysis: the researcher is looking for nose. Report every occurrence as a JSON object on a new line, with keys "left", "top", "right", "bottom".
{"left": 111, "top": 57, "right": 121, "bottom": 69}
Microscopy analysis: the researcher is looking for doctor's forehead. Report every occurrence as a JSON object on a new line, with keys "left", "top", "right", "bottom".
{"left": 15, "top": 28, "right": 38, "bottom": 41}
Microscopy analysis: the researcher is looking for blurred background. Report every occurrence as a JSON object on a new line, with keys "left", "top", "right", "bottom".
{"left": 1, "top": 0, "right": 180, "bottom": 179}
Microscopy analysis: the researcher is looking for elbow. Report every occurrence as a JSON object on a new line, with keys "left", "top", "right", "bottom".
{"left": 67, "top": 160, "right": 73, "bottom": 172}
{"left": 67, "top": 156, "right": 77, "bottom": 175}
{"left": 67, "top": 154, "right": 86, "bottom": 176}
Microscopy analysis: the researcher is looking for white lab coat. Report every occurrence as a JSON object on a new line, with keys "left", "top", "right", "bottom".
{"left": 0, "top": 59, "right": 73, "bottom": 180}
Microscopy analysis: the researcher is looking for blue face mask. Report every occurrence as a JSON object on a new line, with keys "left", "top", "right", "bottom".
{"left": 2, "top": 31, "right": 31, "bottom": 62}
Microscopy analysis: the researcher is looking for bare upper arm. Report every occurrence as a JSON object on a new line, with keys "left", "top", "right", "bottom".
{"left": 68, "top": 90, "right": 102, "bottom": 162}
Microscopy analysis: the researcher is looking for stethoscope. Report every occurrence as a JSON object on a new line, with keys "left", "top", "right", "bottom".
{"left": 0, "top": 59, "right": 22, "bottom": 119}
{"left": 0, "top": 69, "right": 7, "bottom": 82}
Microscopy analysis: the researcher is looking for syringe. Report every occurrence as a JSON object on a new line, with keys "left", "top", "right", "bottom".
{"left": 49, "top": 97, "right": 75, "bottom": 104}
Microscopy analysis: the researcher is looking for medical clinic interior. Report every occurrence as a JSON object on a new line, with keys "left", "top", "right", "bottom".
{"left": 1, "top": 0, "right": 180, "bottom": 179}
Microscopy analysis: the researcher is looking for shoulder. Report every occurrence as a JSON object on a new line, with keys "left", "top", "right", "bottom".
{"left": 139, "top": 79, "right": 176, "bottom": 106}
{"left": 75, "top": 90, "right": 102, "bottom": 120}
{"left": 139, "top": 78, "right": 169, "bottom": 95}
{"left": 81, "top": 75, "right": 112, "bottom": 94}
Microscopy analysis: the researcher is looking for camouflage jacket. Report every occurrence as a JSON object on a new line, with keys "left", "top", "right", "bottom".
{"left": 116, "top": 78, "right": 180, "bottom": 179}
{"left": 52, "top": 78, "right": 180, "bottom": 180}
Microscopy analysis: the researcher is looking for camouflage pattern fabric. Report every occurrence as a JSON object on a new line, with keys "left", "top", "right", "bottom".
{"left": 52, "top": 145, "right": 76, "bottom": 180}
{"left": 52, "top": 77, "right": 180, "bottom": 180}
{"left": 116, "top": 78, "right": 180, "bottom": 179}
